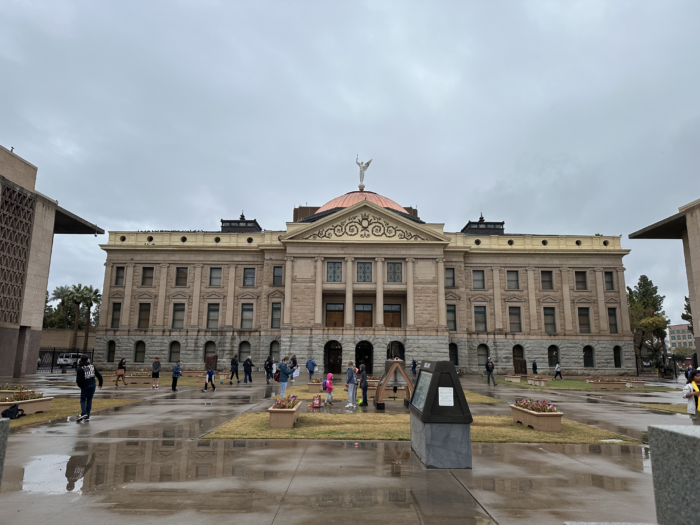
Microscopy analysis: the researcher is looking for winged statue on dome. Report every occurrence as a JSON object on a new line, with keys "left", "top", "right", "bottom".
{"left": 356, "top": 155, "right": 372, "bottom": 190}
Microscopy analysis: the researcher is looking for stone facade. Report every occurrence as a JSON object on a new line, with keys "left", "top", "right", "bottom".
{"left": 94, "top": 191, "right": 635, "bottom": 375}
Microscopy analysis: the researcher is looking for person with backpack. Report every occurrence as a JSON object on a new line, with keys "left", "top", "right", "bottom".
{"left": 683, "top": 369, "right": 700, "bottom": 425}
{"left": 345, "top": 360, "right": 358, "bottom": 409}
{"left": 485, "top": 357, "right": 497, "bottom": 386}
{"left": 114, "top": 358, "right": 127, "bottom": 387}
{"left": 172, "top": 360, "right": 182, "bottom": 392}
{"left": 264, "top": 355, "right": 274, "bottom": 384}
{"left": 202, "top": 365, "right": 216, "bottom": 392}
{"left": 278, "top": 356, "right": 296, "bottom": 397}
{"left": 151, "top": 356, "right": 161, "bottom": 390}
{"left": 76, "top": 355, "right": 103, "bottom": 422}
{"left": 243, "top": 355, "right": 254, "bottom": 385}
{"left": 229, "top": 354, "right": 239, "bottom": 385}
{"left": 554, "top": 362, "right": 563, "bottom": 380}
{"left": 306, "top": 356, "right": 317, "bottom": 381}
{"left": 323, "top": 372, "right": 334, "bottom": 405}
{"left": 359, "top": 364, "right": 369, "bottom": 406}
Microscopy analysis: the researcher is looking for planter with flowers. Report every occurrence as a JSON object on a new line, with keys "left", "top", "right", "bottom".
{"left": 1, "top": 391, "right": 53, "bottom": 414}
{"left": 527, "top": 375, "right": 550, "bottom": 387}
{"left": 0, "top": 384, "right": 30, "bottom": 395}
{"left": 268, "top": 395, "right": 302, "bottom": 429}
{"left": 504, "top": 375, "right": 522, "bottom": 383}
{"left": 308, "top": 378, "right": 323, "bottom": 393}
{"left": 510, "top": 399, "right": 563, "bottom": 432}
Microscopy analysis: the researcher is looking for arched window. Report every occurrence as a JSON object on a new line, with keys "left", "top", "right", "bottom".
{"left": 547, "top": 345, "right": 559, "bottom": 367}
{"left": 204, "top": 341, "right": 217, "bottom": 362}
{"left": 583, "top": 346, "right": 595, "bottom": 368}
{"left": 107, "top": 341, "right": 116, "bottom": 362}
{"left": 512, "top": 345, "right": 524, "bottom": 360}
{"left": 449, "top": 343, "right": 458, "bottom": 366}
{"left": 134, "top": 341, "right": 146, "bottom": 362}
{"left": 169, "top": 341, "right": 181, "bottom": 363}
{"left": 269, "top": 341, "right": 280, "bottom": 362}
{"left": 477, "top": 344, "right": 489, "bottom": 366}
{"left": 239, "top": 341, "right": 251, "bottom": 358}
{"left": 613, "top": 346, "right": 622, "bottom": 368}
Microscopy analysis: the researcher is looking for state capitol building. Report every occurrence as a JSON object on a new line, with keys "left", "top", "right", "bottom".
{"left": 95, "top": 177, "right": 634, "bottom": 375}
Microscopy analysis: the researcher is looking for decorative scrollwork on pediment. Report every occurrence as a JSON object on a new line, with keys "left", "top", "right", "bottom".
{"left": 302, "top": 213, "right": 427, "bottom": 241}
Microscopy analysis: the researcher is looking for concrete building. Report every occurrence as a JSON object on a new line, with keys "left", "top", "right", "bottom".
{"left": 94, "top": 178, "right": 635, "bottom": 375}
{"left": 0, "top": 145, "right": 103, "bottom": 377}
{"left": 668, "top": 324, "right": 695, "bottom": 350}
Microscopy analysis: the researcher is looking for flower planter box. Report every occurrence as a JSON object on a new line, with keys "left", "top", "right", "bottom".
{"left": 308, "top": 383, "right": 322, "bottom": 393}
{"left": 0, "top": 390, "right": 29, "bottom": 395}
{"left": 626, "top": 381, "right": 645, "bottom": 388}
{"left": 268, "top": 401, "right": 303, "bottom": 429}
{"left": 531, "top": 379, "right": 549, "bottom": 387}
{"left": 0, "top": 397, "right": 53, "bottom": 415}
{"left": 505, "top": 375, "right": 522, "bottom": 383}
{"left": 590, "top": 381, "right": 626, "bottom": 390}
{"left": 510, "top": 404, "right": 563, "bottom": 432}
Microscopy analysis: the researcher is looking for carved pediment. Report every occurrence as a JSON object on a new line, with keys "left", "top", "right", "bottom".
{"left": 170, "top": 292, "right": 189, "bottom": 299}
{"left": 539, "top": 296, "right": 559, "bottom": 304}
{"left": 469, "top": 294, "right": 491, "bottom": 303}
{"left": 238, "top": 292, "right": 258, "bottom": 300}
{"left": 135, "top": 291, "right": 155, "bottom": 299}
{"left": 445, "top": 291, "right": 461, "bottom": 301}
{"left": 110, "top": 290, "right": 125, "bottom": 298}
{"left": 204, "top": 292, "right": 224, "bottom": 299}
{"left": 268, "top": 290, "right": 285, "bottom": 299}
{"left": 503, "top": 294, "right": 524, "bottom": 303}
{"left": 573, "top": 296, "right": 595, "bottom": 304}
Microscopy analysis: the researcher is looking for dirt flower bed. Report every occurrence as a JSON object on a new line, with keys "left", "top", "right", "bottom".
{"left": 0, "top": 384, "right": 29, "bottom": 391}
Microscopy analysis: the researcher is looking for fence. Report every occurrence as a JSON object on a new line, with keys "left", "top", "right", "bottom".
{"left": 37, "top": 348, "right": 94, "bottom": 373}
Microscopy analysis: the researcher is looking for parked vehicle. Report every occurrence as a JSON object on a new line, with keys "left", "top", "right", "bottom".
{"left": 57, "top": 353, "right": 81, "bottom": 368}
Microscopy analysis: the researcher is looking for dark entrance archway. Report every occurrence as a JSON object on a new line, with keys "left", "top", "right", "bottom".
{"left": 355, "top": 341, "right": 374, "bottom": 374}
{"left": 449, "top": 343, "right": 458, "bottom": 366}
{"left": 387, "top": 341, "right": 405, "bottom": 361}
{"left": 324, "top": 341, "right": 343, "bottom": 374}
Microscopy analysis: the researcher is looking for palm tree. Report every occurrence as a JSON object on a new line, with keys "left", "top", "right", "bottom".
{"left": 50, "top": 285, "right": 72, "bottom": 329}
{"left": 82, "top": 286, "right": 101, "bottom": 352}
{"left": 68, "top": 284, "right": 86, "bottom": 350}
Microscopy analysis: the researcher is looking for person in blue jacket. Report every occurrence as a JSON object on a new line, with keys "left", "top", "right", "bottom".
{"left": 278, "top": 356, "right": 297, "bottom": 397}
{"left": 306, "top": 356, "right": 317, "bottom": 381}
{"left": 171, "top": 360, "right": 182, "bottom": 392}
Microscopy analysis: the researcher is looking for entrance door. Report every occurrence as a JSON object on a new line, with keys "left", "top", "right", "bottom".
{"left": 448, "top": 343, "right": 458, "bottom": 366}
{"left": 269, "top": 341, "right": 280, "bottom": 363}
{"left": 355, "top": 304, "right": 373, "bottom": 327}
{"left": 355, "top": 341, "right": 373, "bottom": 374}
{"left": 324, "top": 341, "right": 343, "bottom": 374}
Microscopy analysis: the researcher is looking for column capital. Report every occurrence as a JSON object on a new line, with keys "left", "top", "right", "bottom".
{"left": 375, "top": 257, "right": 385, "bottom": 262}
{"left": 160, "top": 263, "right": 169, "bottom": 268}
{"left": 406, "top": 257, "right": 415, "bottom": 263}
{"left": 594, "top": 267, "right": 604, "bottom": 273}
{"left": 126, "top": 262, "right": 135, "bottom": 267}
{"left": 345, "top": 257, "right": 354, "bottom": 262}
{"left": 286, "top": 256, "right": 294, "bottom": 262}
{"left": 436, "top": 257, "right": 445, "bottom": 263}
{"left": 526, "top": 267, "right": 536, "bottom": 272}
{"left": 194, "top": 264, "right": 203, "bottom": 268}
{"left": 617, "top": 267, "right": 626, "bottom": 272}
{"left": 315, "top": 256, "right": 324, "bottom": 262}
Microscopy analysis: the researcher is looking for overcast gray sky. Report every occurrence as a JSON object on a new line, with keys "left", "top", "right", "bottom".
{"left": 2, "top": 1, "right": 698, "bottom": 323}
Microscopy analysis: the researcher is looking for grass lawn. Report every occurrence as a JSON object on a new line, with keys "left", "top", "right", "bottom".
{"left": 498, "top": 379, "right": 673, "bottom": 392}
{"left": 9, "top": 397, "right": 140, "bottom": 429}
{"left": 203, "top": 412, "right": 638, "bottom": 444}
{"left": 283, "top": 385, "right": 501, "bottom": 404}
{"left": 638, "top": 404, "right": 688, "bottom": 414}
{"left": 56, "top": 376, "right": 211, "bottom": 388}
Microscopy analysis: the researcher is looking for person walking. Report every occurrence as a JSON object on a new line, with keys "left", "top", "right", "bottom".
{"left": 554, "top": 362, "right": 563, "bottom": 380}
{"left": 306, "top": 356, "right": 317, "bottom": 381}
{"left": 264, "top": 355, "right": 274, "bottom": 384}
{"left": 683, "top": 369, "right": 700, "bottom": 425}
{"left": 532, "top": 360, "right": 538, "bottom": 375}
{"left": 203, "top": 366, "right": 216, "bottom": 392}
{"left": 411, "top": 358, "right": 417, "bottom": 376}
{"left": 290, "top": 354, "right": 298, "bottom": 383}
{"left": 151, "top": 356, "right": 161, "bottom": 390}
{"left": 115, "top": 358, "right": 127, "bottom": 387}
{"left": 485, "top": 357, "right": 497, "bottom": 386}
{"left": 76, "top": 355, "right": 103, "bottom": 422}
{"left": 359, "top": 364, "right": 369, "bottom": 406}
{"left": 278, "top": 356, "right": 296, "bottom": 397}
{"left": 243, "top": 355, "right": 254, "bottom": 385}
{"left": 345, "top": 360, "right": 358, "bottom": 408}
{"left": 172, "top": 360, "right": 182, "bottom": 392}
{"left": 323, "top": 372, "right": 334, "bottom": 405}
{"left": 230, "top": 354, "right": 240, "bottom": 385}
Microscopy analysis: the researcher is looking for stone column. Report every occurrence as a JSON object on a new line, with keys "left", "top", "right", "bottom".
{"left": 492, "top": 268, "right": 503, "bottom": 331}
{"left": 561, "top": 267, "right": 574, "bottom": 332}
{"left": 283, "top": 257, "right": 293, "bottom": 325}
{"left": 617, "top": 267, "right": 631, "bottom": 333}
{"left": 98, "top": 263, "right": 113, "bottom": 328}
{"left": 683, "top": 207, "right": 700, "bottom": 351}
{"left": 595, "top": 268, "right": 608, "bottom": 333}
{"left": 315, "top": 257, "right": 324, "bottom": 326}
{"left": 437, "top": 258, "right": 447, "bottom": 328}
{"left": 155, "top": 263, "right": 169, "bottom": 327}
{"left": 345, "top": 257, "right": 354, "bottom": 327}
{"left": 190, "top": 264, "right": 203, "bottom": 327}
{"left": 225, "top": 264, "right": 236, "bottom": 327}
{"left": 122, "top": 263, "right": 134, "bottom": 327}
{"left": 406, "top": 258, "right": 415, "bottom": 327}
{"left": 375, "top": 258, "right": 384, "bottom": 327}
{"left": 526, "top": 267, "right": 537, "bottom": 332}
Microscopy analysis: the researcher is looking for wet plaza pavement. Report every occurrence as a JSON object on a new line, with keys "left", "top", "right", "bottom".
{"left": 0, "top": 373, "right": 685, "bottom": 524}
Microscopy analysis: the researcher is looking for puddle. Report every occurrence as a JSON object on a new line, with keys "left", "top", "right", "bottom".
{"left": 22, "top": 455, "right": 86, "bottom": 494}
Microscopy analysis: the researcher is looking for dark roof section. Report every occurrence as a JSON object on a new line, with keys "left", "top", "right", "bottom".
{"left": 629, "top": 212, "right": 687, "bottom": 240}
{"left": 54, "top": 206, "right": 104, "bottom": 234}
{"left": 300, "top": 207, "right": 425, "bottom": 224}
{"left": 221, "top": 214, "right": 262, "bottom": 233}
{"left": 461, "top": 214, "right": 505, "bottom": 235}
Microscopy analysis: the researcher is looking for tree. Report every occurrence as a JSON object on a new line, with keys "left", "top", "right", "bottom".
{"left": 628, "top": 275, "right": 665, "bottom": 315}
{"left": 628, "top": 275, "right": 669, "bottom": 370}
{"left": 68, "top": 284, "right": 86, "bottom": 349}
{"left": 50, "top": 285, "right": 72, "bottom": 329}
{"left": 682, "top": 296, "right": 694, "bottom": 334}
{"left": 82, "top": 286, "right": 101, "bottom": 352}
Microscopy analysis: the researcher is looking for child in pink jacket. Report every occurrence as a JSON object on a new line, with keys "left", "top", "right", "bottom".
{"left": 323, "top": 373, "right": 334, "bottom": 405}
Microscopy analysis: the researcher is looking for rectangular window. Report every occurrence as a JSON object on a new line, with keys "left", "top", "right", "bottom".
{"left": 575, "top": 271, "right": 587, "bottom": 290}
{"left": 271, "top": 303, "right": 281, "bottom": 328}
{"left": 671, "top": 335, "right": 676, "bottom": 340}
{"left": 445, "top": 268, "right": 455, "bottom": 288}
{"left": 544, "top": 307, "right": 556, "bottom": 334}
{"left": 541, "top": 271, "right": 553, "bottom": 290}
{"left": 608, "top": 308, "right": 618, "bottom": 334}
{"left": 209, "top": 268, "right": 222, "bottom": 287}
{"left": 578, "top": 307, "right": 591, "bottom": 333}
{"left": 472, "top": 270, "right": 485, "bottom": 290}
{"left": 384, "top": 304, "right": 401, "bottom": 328}
{"left": 206, "top": 304, "right": 219, "bottom": 329}
{"left": 604, "top": 271, "right": 615, "bottom": 291}
{"left": 327, "top": 262, "right": 343, "bottom": 282}
{"left": 326, "top": 303, "right": 344, "bottom": 327}
{"left": 357, "top": 262, "right": 372, "bottom": 283}
{"left": 447, "top": 305, "right": 457, "bottom": 331}
{"left": 506, "top": 271, "right": 519, "bottom": 290}
{"left": 175, "top": 267, "right": 188, "bottom": 286}
{"left": 110, "top": 303, "right": 121, "bottom": 329}
{"left": 172, "top": 303, "right": 185, "bottom": 329}
{"left": 241, "top": 303, "right": 253, "bottom": 329}
{"left": 115, "top": 266, "right": 125, "bottom": 286}
{"left": 509, "top": 306, "right": 522, "bottom": 332}
{"left": 387, "top": 262, "right": 402, "bottom": 283}
{"left": 141, "top": 267, "right": 154, "bottom": 286}
{"left": 474, "top": 306, "right": 487, "bottom": 332}
{"left": 355, "top": 304, "right": 372, "bottom": 327}
{"left": 138, "top": 303, "right": 151, "bottom": 329}
{"left": 273, "top": 266, "right": 283, "bottom": 285}
{"left": 243, "top": 268, "right": 255, "bottom": 287}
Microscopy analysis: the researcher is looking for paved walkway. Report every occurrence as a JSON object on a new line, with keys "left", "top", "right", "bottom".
{"left": 0, "top": 372, "right": 679, "bottom": 524}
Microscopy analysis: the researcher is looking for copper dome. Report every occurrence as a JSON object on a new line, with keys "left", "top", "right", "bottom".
{"left": 316, "top": 191, "right": 407, "bottom": 214}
